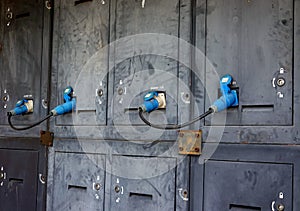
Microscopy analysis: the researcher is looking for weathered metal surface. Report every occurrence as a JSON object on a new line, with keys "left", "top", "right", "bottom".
{"left": 195, "top": 0, "right": 300, "bottom": 144}
{"left": 178, "top": 130, "right": 202, "bottom": 155}
{"left": 52, "top": 152, "right": 106, "bottom": 211}
{"left": 51, "top": 0, "right": 193, "bottom": 140}
{"left": 204, "top": 161, "right": 292, "bottom": 210}
{"left": 0, "top": 149, "right": 39, "bottom": 211}
{"left": 191, "top": 143, "right": 300, "bottom": 210}
{"left": 205, "top": 0, "right": 293, "bottom": 126}
{"left": 53, "top": 0, "right": 109, "bottom": 127}
{"left": 0, "top": 0, "right": 50, "bottom": 137}
{"left": 47, "top": 139, "right": 190, "bottom": 211}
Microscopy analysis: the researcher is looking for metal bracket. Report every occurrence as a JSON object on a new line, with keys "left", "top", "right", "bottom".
{"left": 40, "top": 130, "right": 54, "bottom": 146}
{"left": 178, "top": 130, "right": 202, "bottom": 155}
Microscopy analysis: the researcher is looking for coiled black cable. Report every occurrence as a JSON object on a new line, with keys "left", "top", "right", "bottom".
{"left": 138, "top": 108, "right": 213, "bottom": 130}
{"left": 7, "top": 113, "right": 53, "bottom": 131}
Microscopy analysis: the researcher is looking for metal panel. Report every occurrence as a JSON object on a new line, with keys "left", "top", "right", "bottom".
{"left": 51, "top": 0, "right": 192, "bottom": 141}
{"left": 0, "top": 0, "right": 44, "bottom": 126}
{"left": 190, "top": 144, "right": 300, "bottom": 210}
{"left": 109, "top": 155, "right": 176, "bottom": 211}
{"left": 0, "top": 149, "right": 39, "bottom": 211}
{"left": 111, "top": 0, "right": 181, "bottom": 126}
{"left": 54, "top": 0, "right": 109, "bottom": 126}
{"left": 205, "top": 0, "right": 293, "bottom": 126}
{"left": 52, "top": 152, "right": 106, "bottom": 211}
{"left": 47, "top": 139, "right": 190, "bottom": 210}
{"left": 203, "top": 161, "right": 292, "bottom": 210}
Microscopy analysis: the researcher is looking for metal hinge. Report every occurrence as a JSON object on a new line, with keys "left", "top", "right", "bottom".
{"left": 40, "top": 130, "right": 54, "bottom": 146}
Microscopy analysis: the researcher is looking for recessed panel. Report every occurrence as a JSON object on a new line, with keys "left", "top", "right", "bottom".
{"left": 0, "top": 0, "right": 43, "bottom": 125}
{"left": 110, "top": 155, "right": 176, "bottom": 211}
{"left": 205, "top": 0, "right": 293, "bottom": 125}
{"left": 53, "top": 152, "right": 106, "bottom": 211}
{"left": 55, "top": 0, "right": 109, "bottom": 126}
{"left": 0, "top": 149, "right": 38, "bottom": 211}
{"left": 203, "top": 160, "right": 292, "bottom": 211}
{"left": 112, "top": 0, "right": 180, "bottom": 125}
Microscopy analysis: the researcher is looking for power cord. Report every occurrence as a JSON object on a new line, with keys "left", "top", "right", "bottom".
{"left": 7, "top": 113, "right": 53, "bottom": 131}
{"left": 138, "top": 108, "right": 213, "bottom": 130}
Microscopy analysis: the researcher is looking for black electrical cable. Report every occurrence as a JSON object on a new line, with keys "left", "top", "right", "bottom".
{"left": 7, "top": 113, "right": 53, "bottom": 131}
{"left": 138, "top": 108, "right": 214, "bottom": 130}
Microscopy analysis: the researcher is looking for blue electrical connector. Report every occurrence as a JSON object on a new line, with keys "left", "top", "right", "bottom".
{"left": 51, "top": 86, "right": 76, "bottom": 116}
{"left": 7, "top": 86, "right": 76, "bottom": 131}
{"left": 139, "top": 91, "right": 166, "bottom": 113}
{"left": 9, "top": 98, "right": 33, "bottom": 116}
{"left": 210, "top": 74, "right": 239, "bottom": 113}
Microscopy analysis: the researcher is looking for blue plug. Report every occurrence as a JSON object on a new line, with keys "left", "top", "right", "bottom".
{"left": 210, "top": 74, "right": 239, "bottom": 113}
{"left": 51, "top": 86, "right": 76, "bottom": 116}
{"left": 139, "top": 92, "right": 159, "bottom": 113}
{"left": 139, "top": 91, "right": 166, "bottom": 113}
{"left": 9, "top": 98, "right": 34, "bottom": 116}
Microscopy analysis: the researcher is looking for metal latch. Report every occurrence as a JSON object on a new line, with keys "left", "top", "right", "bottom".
{"left": 178, "top": 130, "right": 202, "bottom": 155}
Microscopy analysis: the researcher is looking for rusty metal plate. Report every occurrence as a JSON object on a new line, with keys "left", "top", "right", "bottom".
{"left": 178, "top": 130, "right": 201, "bottom": 155}
{"left": 40, "top": 130, "right": 54, "bottom": 146}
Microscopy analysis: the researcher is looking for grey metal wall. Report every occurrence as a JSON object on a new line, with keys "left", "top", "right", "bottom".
{"left": 0, "top": 138, "right": 48, "bottom": 211}
{"left": 0, "top": 0, "right": 299, "bottom": 210}
{"left": 0, "top": 0, "right": 51, "bottom": 136}
{"left": 48, "top": 0, "right": 193, "bottom": 210}
{"left": 48, "top": 0, "right": 300, "bottom": 210}
{"left": 0, "top": 0, "right": 50, "bottom": 210}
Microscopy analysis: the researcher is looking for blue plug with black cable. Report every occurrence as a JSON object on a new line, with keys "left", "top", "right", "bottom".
{"left": 8, "top": 97, "right": 34, "bottom": 116}
{"left": 210, "top": 74, "right": 239, "bottom": 113}
{"left": 51, "top": 86, "right": 76, "bottom": 116}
